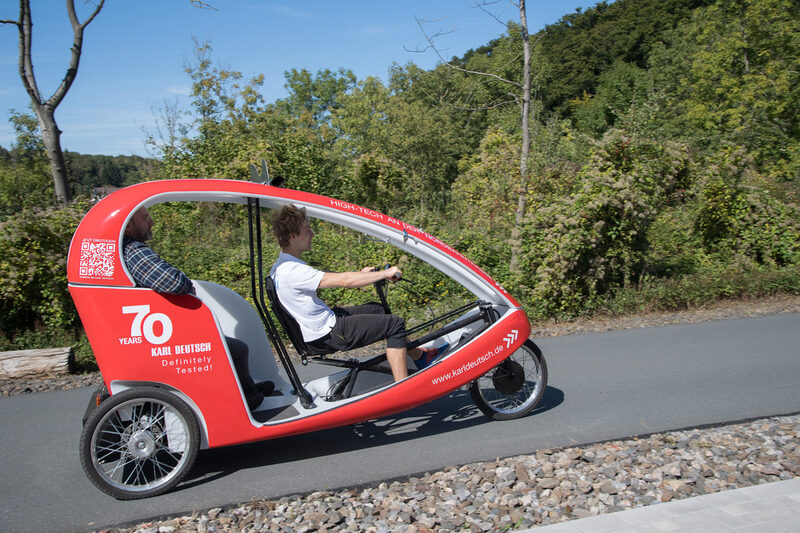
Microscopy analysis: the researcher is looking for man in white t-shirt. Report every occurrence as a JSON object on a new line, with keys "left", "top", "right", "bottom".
{"left": 270, "top": 205, "right": 445, "bottom": 381}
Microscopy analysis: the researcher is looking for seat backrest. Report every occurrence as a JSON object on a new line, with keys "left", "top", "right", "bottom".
{"left": 265, "top": 276, "right": 333, "bottom": 358}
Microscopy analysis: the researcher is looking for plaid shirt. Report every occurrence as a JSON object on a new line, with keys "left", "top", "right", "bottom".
{"left": 122, "top": 236, "right": 195, "bottom": 294}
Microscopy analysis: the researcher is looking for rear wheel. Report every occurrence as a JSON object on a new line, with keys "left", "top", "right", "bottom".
{"left": 79, "top": 387, "right": 199, "bottom": 499}
{"left": 470, "top": 340, "right": 547, "bottom": 420}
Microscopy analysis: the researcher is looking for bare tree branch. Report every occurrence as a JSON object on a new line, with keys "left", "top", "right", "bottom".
{"left": 474, "top": 0, "right": 513, "bottom": 28}
{"left": 190, "top": 0, "right": 218, "bottom": 10}
{"left": 403, "top": 18, "right": 457, "bottom": 54}
{"left": 16, "top": 2, "right": 42, "bottom": 105}
{"left": 411, "top": 0, "right": 534, "bottom": 273}
{"left": 410, "top": 16, "right": 522, "bottom": 89}
{"left": 52, "top": 0, "right": 106, "bottom": 110}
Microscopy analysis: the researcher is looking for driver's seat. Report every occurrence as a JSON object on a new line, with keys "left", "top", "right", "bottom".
{"left": 264, "top": 276, "right": 336, "bottom": 362}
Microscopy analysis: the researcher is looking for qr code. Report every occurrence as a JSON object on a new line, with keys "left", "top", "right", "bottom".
{"left": 79, "top": 240, "right": 116, "bottom": 278}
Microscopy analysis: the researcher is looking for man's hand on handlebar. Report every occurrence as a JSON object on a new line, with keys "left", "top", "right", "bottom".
{"left": 365, "top": 265, "right": 403, "bottom": 282}
{"left": 385, "top": 265, "right": 402, "bottom": 281}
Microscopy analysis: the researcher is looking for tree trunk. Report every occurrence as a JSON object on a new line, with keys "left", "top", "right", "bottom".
{"left": 509, "top": 0, "right": 531, "bottom": 275}
{"left": 37, "top": 106, "right": 71, "bottom": 203}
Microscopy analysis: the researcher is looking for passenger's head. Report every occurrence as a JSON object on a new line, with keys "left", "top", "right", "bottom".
{"left": 272, "top": 205, "right": 309, "bottom": 248}
{"left": 125, "top": 207, "right": 154, "bottom": 242}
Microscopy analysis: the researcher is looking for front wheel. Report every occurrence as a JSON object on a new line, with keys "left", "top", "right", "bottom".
{"left": 79, "top": 387, "right": 200, "bottom": 499}
{"left": 470, "top": 339, "right": 547, "bottom": 420}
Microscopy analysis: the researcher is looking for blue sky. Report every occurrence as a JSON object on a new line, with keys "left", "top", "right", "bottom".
{"left": 0, "top": 1, "right": 600, "bottom": 157}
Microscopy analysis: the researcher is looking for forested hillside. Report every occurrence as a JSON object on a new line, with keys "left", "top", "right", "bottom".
{"left": 1, "top": 0, "right": 798, "bottom": 366}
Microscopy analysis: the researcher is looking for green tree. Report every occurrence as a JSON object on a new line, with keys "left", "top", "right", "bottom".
{"left": 0, "top": 110, "right": 52, "bottom": 218}
{"left": 649, "top": 0, "right": 800, "bottom": 178}
{"left": 275, "top": 67, "right": 357, "bottom": 125}
{"left": 333, "top": 77, "right": 465, "bottom": 220}
{"left": 571, "top": 61, "right": 652, "bottom": 137}
{"left": 539, "top": 0, "right": 713, "bottom": 116}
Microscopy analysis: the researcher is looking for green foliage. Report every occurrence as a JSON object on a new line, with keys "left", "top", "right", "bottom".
{"left": 694, "top": 159, "right": 800, "bottom": 266}
{"left": 276, "top": 67, "right": 357, "bottom": 125}
{"left": 0, "top": 160, "right": 54, "bottom": 218}
{"left": 147, "top": 202, "right": 254, "bottom": 296}
{"left": 0, "top": 202, "right": 89, "bottom": 335}
{"left": 0, "top": 111, "right": 54, "bottom": 217}
{"left": 571, "top": 61, "right": 653, "bottom": 136}
{"left": 65, "top": 152, "right": 157, "bottom": 191}
{"left": 539, "top": 0, "right": 714, "bottom": 115}
{"left": 519, "top": 132, "right": 695, "bottom": 318}
{"left": 648, "top": 0, "right": 800, "bottom": 179}
{"left": 606, "top": 262, "right": 800, "bottom": 315}
{"left": 447, "top": 129, "right": 521, "bottom": 283}
{"left": 333, "top": 77, "right": 468, "bottom": 221}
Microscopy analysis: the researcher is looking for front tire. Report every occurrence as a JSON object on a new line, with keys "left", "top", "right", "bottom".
{"left": 79, "top": 387, "right": 199, "bottom": 499}
{"left": 470, "top": 340, "right": 547, "bottom": 420}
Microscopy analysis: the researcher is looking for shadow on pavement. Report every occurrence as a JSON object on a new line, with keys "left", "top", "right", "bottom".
{"left": 179, "top": 385, "right": 564, "bottom": 493}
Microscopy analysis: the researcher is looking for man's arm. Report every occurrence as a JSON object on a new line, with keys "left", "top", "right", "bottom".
{"left": 318, "top": 266, "right": 401, "bottom": 289}
{"left": 124, "top": 240, "right": 195, "bottom": 294}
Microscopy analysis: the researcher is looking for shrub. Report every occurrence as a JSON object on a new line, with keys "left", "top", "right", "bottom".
{"left": 693, "top": 149, "right": 800, "bottom": 266}
{"left": 0, "top": 202, "right": 89, "bottom": 335}
{"left": 520, "top": 132, "right": 694, "bottom": 318}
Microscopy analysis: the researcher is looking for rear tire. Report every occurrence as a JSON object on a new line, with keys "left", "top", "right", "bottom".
{"left": 470, "top": 340, "right": 547, "bottom": 420}
{"left": 79, "top": 387, "right": 199, "bottom": 499}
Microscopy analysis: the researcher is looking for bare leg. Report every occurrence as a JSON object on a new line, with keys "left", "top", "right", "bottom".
{"left": 387, "top": 346, "right": 426, "bottom": 381}
{"left": 386, "top": 347, "right": 409, "bottom": 381}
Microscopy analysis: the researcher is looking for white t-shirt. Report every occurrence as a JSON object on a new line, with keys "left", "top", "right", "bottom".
{"left": 270, "top": 252, "right": 336, "bottom": 342}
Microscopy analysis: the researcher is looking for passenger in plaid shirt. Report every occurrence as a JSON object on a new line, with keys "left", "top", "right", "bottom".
{"left": 122, "top": 236, "right": 194, "bottom": 294}
{"left": 123, "top": 207, "right": 273, "bottom": 409}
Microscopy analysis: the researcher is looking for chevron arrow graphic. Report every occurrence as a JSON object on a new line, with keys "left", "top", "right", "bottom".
{"left": 504, "top": 329, "right": 519, "bottom": 348}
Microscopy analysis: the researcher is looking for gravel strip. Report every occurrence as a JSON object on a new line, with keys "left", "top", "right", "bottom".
{"left": 101, "top": 414, "right": 800, "bottom": 533}
{"left": 3, "top": 295, "right": 798, "bottom": 532}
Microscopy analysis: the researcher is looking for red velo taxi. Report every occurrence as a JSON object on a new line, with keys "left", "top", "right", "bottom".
{"left": 68, "top": 175, "right": 547, "bottom": 499}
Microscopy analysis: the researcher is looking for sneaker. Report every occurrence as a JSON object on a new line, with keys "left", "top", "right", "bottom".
{"left": 414, "top": 342, "right": 450, "bottom": 370}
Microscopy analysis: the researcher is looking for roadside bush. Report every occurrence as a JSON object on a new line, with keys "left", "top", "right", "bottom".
{"left": 0, "top": 158, "right": 54, "bottom": 220}
{"left": 0, "top": 202, "right": 89, "bottom": 336}
{"left": 604, "top": 261, "right": 800, "bottom": 316}
{"left": 520, "top": 132, "right": 694, "bottom": 318}
{"left": 695, "top": 181, "right": 800, "bottom": 266}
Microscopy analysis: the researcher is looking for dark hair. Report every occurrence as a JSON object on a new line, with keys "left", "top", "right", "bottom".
{"left": 272, "top": 205, "right": 307, "bottom": 247}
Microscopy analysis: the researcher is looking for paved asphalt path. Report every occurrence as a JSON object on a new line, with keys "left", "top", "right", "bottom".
{"left": 1, "top": 313, "right": 798, "bottom": 533}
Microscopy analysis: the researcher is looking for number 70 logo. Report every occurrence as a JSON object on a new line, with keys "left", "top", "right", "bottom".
{"left": 122, "top": 305, "right": 173, "bottom": 345}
